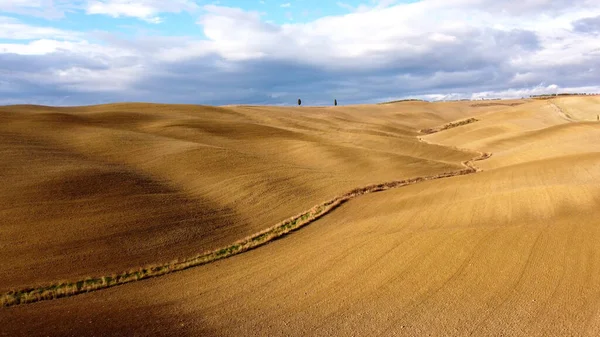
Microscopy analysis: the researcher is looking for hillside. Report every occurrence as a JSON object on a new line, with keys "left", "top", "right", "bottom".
{"left": 1, "top": 98, "right": 599, "bottom": 336}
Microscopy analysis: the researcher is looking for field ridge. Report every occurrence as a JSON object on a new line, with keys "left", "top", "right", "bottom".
{"left": 420, "top": 118, "right": 479, "bottom": 134}
{"left": 1, "top": 149, "right": 489, "bottom": 308}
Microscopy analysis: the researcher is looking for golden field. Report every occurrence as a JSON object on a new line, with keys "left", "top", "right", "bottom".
{"left": 1, "top": 96, "right": 600, "bottom": 336}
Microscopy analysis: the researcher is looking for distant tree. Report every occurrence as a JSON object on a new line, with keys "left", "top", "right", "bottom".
{"left": 334, "top": 99, "right": 337, "bottom": 106}
{"left": 298, "top": 98, "right": 302, "bottom": 106}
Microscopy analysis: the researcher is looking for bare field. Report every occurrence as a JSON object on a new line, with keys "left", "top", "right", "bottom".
{"left": 1, "top": 98, "right": 599, "bottom": 336}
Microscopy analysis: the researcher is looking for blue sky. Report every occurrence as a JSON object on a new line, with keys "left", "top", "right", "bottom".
{"left": 8, "top": 1, "right": 408, "bottom": 37}
{"left": 1, "top": 0, "right": 600, "bottom": 106}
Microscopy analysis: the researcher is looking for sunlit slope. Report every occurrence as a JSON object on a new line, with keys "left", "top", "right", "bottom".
{"left": 3, "top": 124, "right": 600, "bottom": 336}
{"left": 0, "top": 101, "right": 487, "bottom": 291}
{"left": 552, "top": 96, "right": 600, "bottom": 121}
{"left": 423, "top": 98, "right": 600, "bottom": 170}
{"left": 423, "top": 99, "right": 567, "bottom": 149}
{"left": 475, "top": 122, "right": 600, "bottom": 169}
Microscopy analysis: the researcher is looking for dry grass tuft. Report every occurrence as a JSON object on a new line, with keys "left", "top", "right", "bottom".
{"left": 0, "top": 164, "right": 482, "bottom": 307}
{"left": 421, "top": 118, "right": 479, "bottom": 134}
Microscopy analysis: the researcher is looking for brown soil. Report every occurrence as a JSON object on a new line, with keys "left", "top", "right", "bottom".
{"left": 2, "top": 98, "right": 600, "bottom": 336}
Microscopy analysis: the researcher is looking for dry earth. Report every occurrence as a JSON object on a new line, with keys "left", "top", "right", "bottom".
{"left": 1, "top": 97, "right": 599, "bottom": 336}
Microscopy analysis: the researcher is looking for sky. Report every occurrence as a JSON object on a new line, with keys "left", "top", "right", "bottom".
{"left": 1, "top": 0, "right": 600, "bottom": 106}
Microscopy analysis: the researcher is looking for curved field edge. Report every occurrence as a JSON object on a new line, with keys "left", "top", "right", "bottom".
{"left": 1, "top": 155, "right": 489, "bottom": 308}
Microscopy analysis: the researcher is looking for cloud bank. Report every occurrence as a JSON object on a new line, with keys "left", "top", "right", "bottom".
{"left": 1, "top": 0, "right": 600, "bottom": 106}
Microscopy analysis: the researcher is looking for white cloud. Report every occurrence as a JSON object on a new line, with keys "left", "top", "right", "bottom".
{"left": 195, "top": 1, "right": 600, "bottom": 72}
{"left": 51, "top": 65, "right": 145, "bottom": 92}
{"left": 0, "top": 17, "right": 142, "bottom": 97}
{"left": 86, "top": 0, "right": 199, "bottom": 23}
{"left": 0, "top": 16, "right": 81, "bottom": 41}
{"left": 337, "top": 0, "right": 400, "bottom": 13}
{"left": 0, "top": 39, "right": 76, "bottom": 55}
{"left": 2, "top": 0, "right": 600, "bottom": 105}
{"left": 0, "top": 0, "right": 81, "bottom": 18}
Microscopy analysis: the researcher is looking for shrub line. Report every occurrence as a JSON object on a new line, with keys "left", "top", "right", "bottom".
{"left": 420, "top": 118, "right": 479, "bottom": 134}
{"left": 1, "top": 156, "right": 487, "bottom": 308}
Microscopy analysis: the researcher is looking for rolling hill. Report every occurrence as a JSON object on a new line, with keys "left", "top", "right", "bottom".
{"left": 1, "top": 97, "right": 599, "bottom": 336}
